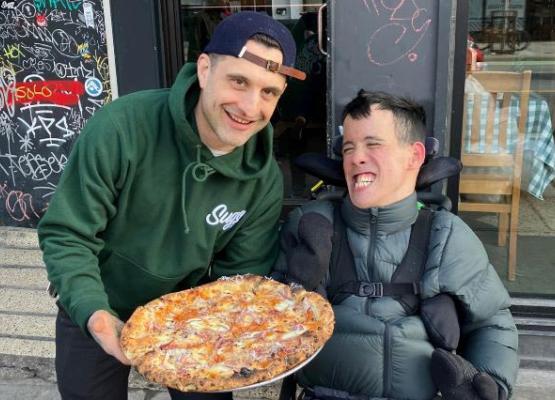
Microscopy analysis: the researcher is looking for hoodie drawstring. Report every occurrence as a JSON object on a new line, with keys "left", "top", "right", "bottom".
{"left": 182, "top": 145, "right": 215, "bottom": 234}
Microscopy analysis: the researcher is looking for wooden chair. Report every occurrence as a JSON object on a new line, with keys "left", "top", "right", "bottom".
{"left": 459, "top": 70, "right": 532, "bottom": 281}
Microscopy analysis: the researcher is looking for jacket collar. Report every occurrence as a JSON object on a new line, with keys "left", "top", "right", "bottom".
{"left": 340, "top": 192, "right": 419, "bottom": 235}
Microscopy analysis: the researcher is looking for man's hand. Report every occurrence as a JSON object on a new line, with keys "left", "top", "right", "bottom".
{"left": 431, "top": 349, "right": 507, "bottom": 400}
{"left": 87, "top": 310, "right": 131, "bottom": 365}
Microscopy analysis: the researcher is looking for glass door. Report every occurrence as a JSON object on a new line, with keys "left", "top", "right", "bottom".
{"left": 460, "top": 0, "right": 555, "bottom": 295}
{"left": 178, "top": 1, "right": 329, "bottom": 203}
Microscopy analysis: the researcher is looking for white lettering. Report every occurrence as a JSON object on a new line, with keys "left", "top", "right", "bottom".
{"left": 206, "top": 204, "right": 246, "bottom": 231}
{"left": 1, "top": 1, "right": 16, "bottom": 9}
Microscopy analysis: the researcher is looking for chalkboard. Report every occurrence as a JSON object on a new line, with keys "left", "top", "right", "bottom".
{"left": 329, "top": 0, "right": 449, "bottom": 147}
{"left": 0, "top": 0, "right": 110, "bottom": 227}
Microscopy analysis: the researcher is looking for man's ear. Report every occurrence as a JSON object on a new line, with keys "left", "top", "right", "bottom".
{"left": 197, "top": 53, "right": 211, "bottom": 89}
{"left": 409, "top": 141, "right": 426, "bottom": 169}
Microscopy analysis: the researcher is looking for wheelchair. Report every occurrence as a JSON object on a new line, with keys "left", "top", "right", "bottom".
{"left": 277, "top": 137, "right": 462, "bottom": 400}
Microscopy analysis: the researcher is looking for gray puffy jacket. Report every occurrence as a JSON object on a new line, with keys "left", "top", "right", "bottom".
{"left": 273, "top": 192, "right": 518, "bottom": 400}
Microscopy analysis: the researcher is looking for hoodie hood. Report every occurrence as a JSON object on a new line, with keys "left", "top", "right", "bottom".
{"left": 168, "top": 63, "right": 276, "bottom": 181}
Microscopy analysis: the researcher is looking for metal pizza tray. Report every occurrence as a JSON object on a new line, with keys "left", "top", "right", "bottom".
{"left": 209, "top": 345, "right": 324, "bottom": 393}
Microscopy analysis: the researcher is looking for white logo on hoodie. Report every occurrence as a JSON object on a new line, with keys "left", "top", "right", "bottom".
{"left": 206, "top": 204, "right": 246, "bottom": 231}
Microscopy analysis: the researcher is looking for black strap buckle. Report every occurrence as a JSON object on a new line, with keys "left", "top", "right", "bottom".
{"left": 357, "top": 282, "right": 383, "bottom": 298}
{"left": 412, "top": 282, "right": 421, "bottom": 295}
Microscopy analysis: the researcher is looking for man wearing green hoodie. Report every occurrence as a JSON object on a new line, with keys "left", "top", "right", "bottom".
{"left": 37, "top": 11, "right": 306, "bottom": 400}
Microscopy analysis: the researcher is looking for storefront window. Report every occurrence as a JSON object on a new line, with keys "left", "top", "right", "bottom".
{"left": 179, "top": 1, "right": 327, "bottom": 201}
{"left": 462, "top": 0, "right": 555, "bottom": 296}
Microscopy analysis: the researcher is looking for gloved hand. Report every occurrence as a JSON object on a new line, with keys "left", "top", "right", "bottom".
{"left": 431, "top": 349, "right": 507, "bottom": 400}
{"left": 283, "top": 212, "right": 333, "bottom": 291}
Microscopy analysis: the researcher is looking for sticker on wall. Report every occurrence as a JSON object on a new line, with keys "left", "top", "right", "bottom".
{"left": 83, "top": 2, "right": 95, "bottom": 28}
{"left": 36, "top": 13, "right": 47, "bottom": 27}
{"left": 85, "top": 77, "right": 103, "bottom": 97}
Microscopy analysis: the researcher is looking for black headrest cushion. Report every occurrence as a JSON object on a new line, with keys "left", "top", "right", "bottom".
{"left": 294, "top": 153, "right": 462, "bottom": 191}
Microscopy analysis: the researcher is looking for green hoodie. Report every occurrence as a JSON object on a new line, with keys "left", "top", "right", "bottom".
{"left": 38, "top": 64, "right": 284, "bottom": 332}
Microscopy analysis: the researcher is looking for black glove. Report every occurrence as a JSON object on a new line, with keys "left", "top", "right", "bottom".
{"left": 283, "top": 212, "right": 333, "bottom": 291}
{"left": 431, "top": 349, "right": 507, "bottom": 400}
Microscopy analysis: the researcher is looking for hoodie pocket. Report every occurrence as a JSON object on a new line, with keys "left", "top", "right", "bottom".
{"left": 100, "top": 250, "right": 186, "bottom": 319}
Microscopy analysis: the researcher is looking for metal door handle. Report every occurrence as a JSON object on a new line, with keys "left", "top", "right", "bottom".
{"left": 317, "top": 3, "right": 328, "bottom": 56}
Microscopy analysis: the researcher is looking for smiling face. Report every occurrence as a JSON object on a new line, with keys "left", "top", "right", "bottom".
{"left": 342, "top": 106, "right": 425, "bottom": 209}
{"left": 195, "top": 40, "right": 287, "bottom": 153}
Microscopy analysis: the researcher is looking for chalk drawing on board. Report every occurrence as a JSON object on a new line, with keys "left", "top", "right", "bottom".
{"left": 0, "top": 0, "right": 110, "bottom": 227}
{"left": 362, "top": 0, "right": 432, "bottom": 66}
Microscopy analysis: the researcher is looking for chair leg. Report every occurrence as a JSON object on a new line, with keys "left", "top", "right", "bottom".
{"left": 507, "top": 213, "right": 519, "bottom": 281}
{"left": 498, "top": 213, "right": 509, "bottom": 247}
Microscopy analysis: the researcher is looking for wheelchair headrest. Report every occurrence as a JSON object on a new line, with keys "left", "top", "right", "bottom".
{"left": 294, "top": 137, "right": 461, "bottom": 191}
{"left": 415, "top": 156, "right": 462, "bottom": 190}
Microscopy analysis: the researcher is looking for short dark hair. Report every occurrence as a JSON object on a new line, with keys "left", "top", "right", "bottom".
{"left": 342, "top": 90, "right": 427, "bottom": 144}
{"left": 250, "top": 32, "right": 282, "bottom": 52}
{"left": 209, "top": 33, "right": 283, "bottom": 65}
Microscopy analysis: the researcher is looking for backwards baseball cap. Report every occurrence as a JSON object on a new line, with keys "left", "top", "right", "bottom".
{"left": 203, "top": 11, "right": 306, "bottom": 81}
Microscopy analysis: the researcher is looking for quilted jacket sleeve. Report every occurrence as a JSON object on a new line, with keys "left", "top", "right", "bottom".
{"left": 430, "top": 212, "right": 519, "bottom": 396}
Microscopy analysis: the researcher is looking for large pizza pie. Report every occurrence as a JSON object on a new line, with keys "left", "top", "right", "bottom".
{"left": 120, "top": 274, "right": 335, "bottom": 392}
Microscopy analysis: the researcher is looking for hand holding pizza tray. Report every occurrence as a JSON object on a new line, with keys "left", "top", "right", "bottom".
{"left": 120, "top": 274, "right": 335, "bottom": 392}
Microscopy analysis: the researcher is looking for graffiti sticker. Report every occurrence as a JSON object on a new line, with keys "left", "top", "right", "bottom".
{"left": 85, "top": 77, "right": 102, "bottom": 97}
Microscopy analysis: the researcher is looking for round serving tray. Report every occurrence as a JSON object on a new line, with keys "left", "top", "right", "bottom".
{"left": 209, "top": 345, "right": 323, "bottom": 393}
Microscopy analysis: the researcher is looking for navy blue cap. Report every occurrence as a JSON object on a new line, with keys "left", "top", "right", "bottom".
{"left": 203, "top": 11, "right": 297, "bottom": 68}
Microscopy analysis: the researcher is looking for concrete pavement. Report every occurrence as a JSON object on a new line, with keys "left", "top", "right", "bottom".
{"left": 1, "top": 226, "right": 554, "bottom": 399}
{"left": 2, "top": 364, "right": 555, "bottom": 400}
{"left": 0, "top": 352, "right": 281, "bottom": 400}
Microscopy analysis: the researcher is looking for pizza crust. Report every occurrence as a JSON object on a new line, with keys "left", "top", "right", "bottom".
{"left": 120, "top": 275, "right": 334, "bottom": 392}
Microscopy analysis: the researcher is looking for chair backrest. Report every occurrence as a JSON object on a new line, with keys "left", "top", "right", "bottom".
{"left": 490, "top": 10, "right": 517, "bottom": 28}
{"left": 461, "top": 70, "right": 532, "bottom": 196}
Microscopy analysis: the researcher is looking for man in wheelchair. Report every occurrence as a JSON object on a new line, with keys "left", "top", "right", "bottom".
{"left": 272, "top": 90, "right": 518, "bottom": 400}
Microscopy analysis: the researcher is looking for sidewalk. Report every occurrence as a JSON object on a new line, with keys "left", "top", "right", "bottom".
{"left": 1, "top": 227, "right": 554, "bottom": 399}
{"left": 2, "top": 357, "right": 554, "bottom": 400}
{"left": 0, "top": 353, "right": 281, "bottom": 400}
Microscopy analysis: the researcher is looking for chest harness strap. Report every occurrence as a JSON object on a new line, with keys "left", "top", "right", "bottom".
{"left": 327, "top": 205, "right": 432, "bottom": 315}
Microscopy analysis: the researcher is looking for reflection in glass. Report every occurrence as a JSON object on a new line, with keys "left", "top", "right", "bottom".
{"left": 464, "top": 0, "right": 555, "bottom": 296}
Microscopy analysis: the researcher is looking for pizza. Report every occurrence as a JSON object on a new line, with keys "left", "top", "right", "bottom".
{"left": 120, "top": 274, "right": 335, "bottom": 392}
